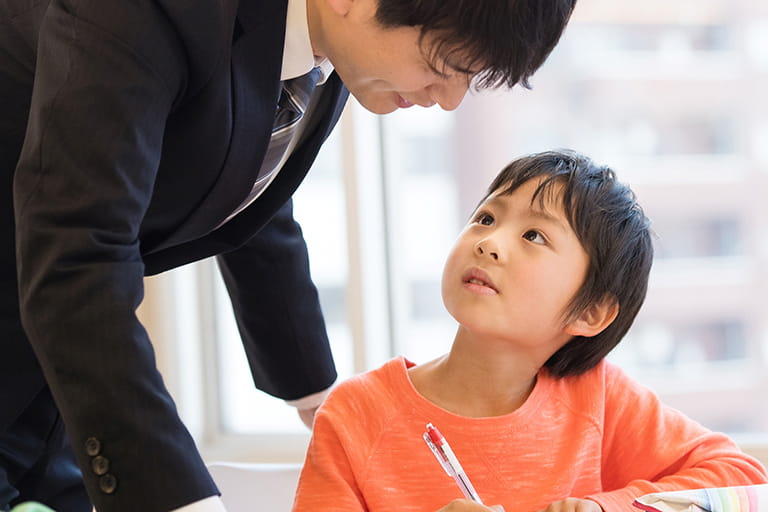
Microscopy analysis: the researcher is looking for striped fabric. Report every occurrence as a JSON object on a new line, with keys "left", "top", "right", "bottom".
{"left": 634, "top": 484, "right": 768, "bottom": 512}
{"left": 259, "top": 66, "right": 322, "bottom": 179}
{"left": 223, "top": 66, "right": 322, "bottom": 225}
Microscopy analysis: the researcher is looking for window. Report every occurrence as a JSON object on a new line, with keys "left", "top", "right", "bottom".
{"left": 142, "top": 0, "right": 768, "bottom": 464}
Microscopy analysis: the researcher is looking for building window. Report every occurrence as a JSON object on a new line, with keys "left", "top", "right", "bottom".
{"left": 147, "top": 0, "right": 768, "bottom": 463}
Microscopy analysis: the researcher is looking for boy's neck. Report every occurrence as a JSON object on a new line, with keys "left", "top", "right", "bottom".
{"left": 408, "top": 342, "right": 540, "bottom": 418}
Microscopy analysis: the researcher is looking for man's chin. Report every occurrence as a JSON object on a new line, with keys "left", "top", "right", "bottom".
{"left": 351, "top": 92, "right": 401, "bottom": 115}
{"left": 355, "top": 100, "right": 398, "bottom": 115}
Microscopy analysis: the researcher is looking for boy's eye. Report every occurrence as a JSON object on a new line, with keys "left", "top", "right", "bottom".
{"left": 523, "top": 229, "right": 546, "bottom": 245}
{"left": 476, "top": 213, "right": 494, "bottom": 226}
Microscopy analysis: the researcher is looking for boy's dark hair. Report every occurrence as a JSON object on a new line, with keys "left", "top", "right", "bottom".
{"left": 480, "top": 150, "right": 653, "bottom": 377}
{"left": 375, "top": 0, "right": 577, "bottom": 90}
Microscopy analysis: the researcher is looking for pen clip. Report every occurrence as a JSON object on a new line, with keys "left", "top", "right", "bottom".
{"left": 423, "top": 432, "right": 453, "bottom": 476}
{"left": 423, "top": 423, "right": 484, "bottom": 505}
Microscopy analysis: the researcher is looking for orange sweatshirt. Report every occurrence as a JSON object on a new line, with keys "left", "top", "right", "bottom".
{"left": 293, "top": 357, "right": 767, "bottom": 512}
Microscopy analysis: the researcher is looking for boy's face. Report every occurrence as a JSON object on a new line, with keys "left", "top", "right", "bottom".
{"left": 315, "top": 0, "right": 473, "bottom": 113}
{"left": 441, "top": 178, "right": 590, "bottom": 353}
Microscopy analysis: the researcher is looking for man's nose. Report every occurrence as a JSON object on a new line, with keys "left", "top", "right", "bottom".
{"left": 429, "top": 79, "right": 469, "bottom": 111}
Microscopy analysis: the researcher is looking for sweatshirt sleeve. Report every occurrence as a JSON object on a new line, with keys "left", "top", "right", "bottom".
{"left": 292, "top": 384, "right": 370, "bottom": 512}
{"left": 586, "top": 363, "right": 768, "bottom": 511}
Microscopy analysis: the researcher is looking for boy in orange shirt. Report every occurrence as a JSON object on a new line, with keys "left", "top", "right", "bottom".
{"left": 292, "top": 150, "right": 768, "bottom": 512}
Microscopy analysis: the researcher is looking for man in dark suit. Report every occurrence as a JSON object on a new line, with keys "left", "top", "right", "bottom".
{"left": 0, "top": 0, "right": 577, "bottom": 510}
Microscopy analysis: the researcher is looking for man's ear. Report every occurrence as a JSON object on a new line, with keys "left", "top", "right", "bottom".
{"left": 565, "top": 294, "right": 619, "bottom": 338}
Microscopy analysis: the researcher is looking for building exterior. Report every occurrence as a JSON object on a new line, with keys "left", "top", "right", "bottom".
{"left": 424, "top": 0, "right": 768, "bottom": 433}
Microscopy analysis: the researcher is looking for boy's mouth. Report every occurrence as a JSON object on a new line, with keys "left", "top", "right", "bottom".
{"left": 462, "top": 269, "right": 498, "bottom": 293}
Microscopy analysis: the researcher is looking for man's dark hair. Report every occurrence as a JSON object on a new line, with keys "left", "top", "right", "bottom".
{"left": 479, "top": 150, "right": 654, "bottom": 377}
{"left": 375, "top": 0, "right": 578, "bottom": 89}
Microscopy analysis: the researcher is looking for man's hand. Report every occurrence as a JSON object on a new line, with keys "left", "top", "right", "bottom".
{"left": 435, "top": 499, "right": 505, "bottom": 512}
{"left": 537, "top": 498, "right": 603, "bottom": 512}
{"left": 297, "top": 406, "right": 319, "bottom": 429}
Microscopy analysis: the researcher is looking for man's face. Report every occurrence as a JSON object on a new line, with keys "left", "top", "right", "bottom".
{"left": 317, "top": 0, "right": 473, "bottom": 114}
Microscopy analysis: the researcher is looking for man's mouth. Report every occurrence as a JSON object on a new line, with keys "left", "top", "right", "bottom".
{"left": 397, "top": 95, "right": 415, "bottom": 108}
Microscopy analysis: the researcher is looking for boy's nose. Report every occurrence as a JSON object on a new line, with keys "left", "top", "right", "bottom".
{"left": 475, "top": 239, "right": 500, "bottom": 261}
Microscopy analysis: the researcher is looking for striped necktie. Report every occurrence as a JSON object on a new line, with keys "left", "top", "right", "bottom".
{"left": 257, "top": 66, "right": 322, "bottom": 183}
{"left": 219, "top": 67, "right": 322, "bottom": 226}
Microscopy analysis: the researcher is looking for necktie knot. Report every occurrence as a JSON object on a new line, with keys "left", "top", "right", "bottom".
{"left": 256, "top": 66, "right": 322, "bottom": 182}
{"left": 273, "top": 66, "right": 322, "bottom": 132}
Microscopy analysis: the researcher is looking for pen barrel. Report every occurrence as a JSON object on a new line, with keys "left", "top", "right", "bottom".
{"left": 443, "top": 444, "right": 483, "bottom": 504}
{"left": 455, "top": 472, "right": 483, "bottom": 504}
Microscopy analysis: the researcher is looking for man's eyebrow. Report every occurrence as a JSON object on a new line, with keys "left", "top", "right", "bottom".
{"left": 425, "top": 49, "right": 481, "bottom": 78}
{"left": 446, "top": 60, "right": 482, "bottom": 76}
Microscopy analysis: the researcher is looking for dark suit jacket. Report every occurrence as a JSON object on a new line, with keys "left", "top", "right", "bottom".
{"left": 1, "top": 0, "right": 347, "bottom": 510}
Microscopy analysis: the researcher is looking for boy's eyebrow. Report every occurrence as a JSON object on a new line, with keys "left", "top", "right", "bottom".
{"left": 527, "top": 208, "right": 569, "bottom": 235}
{"left": 485, "top": 195, "right": 569, "bottom": 235}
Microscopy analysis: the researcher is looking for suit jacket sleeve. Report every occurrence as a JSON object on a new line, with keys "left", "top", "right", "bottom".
{"left": 13, "top": 1, "right": 220, "bottom": 510}
{"left": 216, "top": 198, "right": 337, "bottom": 402}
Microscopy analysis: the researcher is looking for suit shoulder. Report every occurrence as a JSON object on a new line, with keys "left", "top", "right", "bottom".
{"left": 154, "top": 0, "right": 236, "bottom": 66}
{"left": 59, "top": 0, "right": 235, "bottom": 93}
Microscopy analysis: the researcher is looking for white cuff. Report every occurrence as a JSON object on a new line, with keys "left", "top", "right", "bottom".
{"left": 169, "top": 496, "right": 227, "bottom": 512}
{"left": 284, "top": 382, "right": 335, "bottom": 410}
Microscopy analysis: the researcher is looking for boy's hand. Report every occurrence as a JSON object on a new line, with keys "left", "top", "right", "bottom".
{"left": 297, "top": 405, "right": 319, "bottom": 429}
{"left": 537, "top": 497, "right": 603, "bottom": 512}
{"left": 435, "top": 499, "right": 505, "bottom": 512}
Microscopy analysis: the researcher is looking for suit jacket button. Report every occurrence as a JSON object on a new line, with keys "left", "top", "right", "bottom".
{"left": 91, "top": 455, "right": 110, "bottom": 475}
{"left": 99, "top": 474, "right": 117, "bottom": 494}
{"left": 85, "top": 437, "right": 101, "bottom": 456}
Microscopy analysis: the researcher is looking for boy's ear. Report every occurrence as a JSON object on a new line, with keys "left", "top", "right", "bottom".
{"left": 565, "top": 294, "right": 619, "bottom": 338}
{"left": 324, "top": 0, "right": 355, "bottom": 16}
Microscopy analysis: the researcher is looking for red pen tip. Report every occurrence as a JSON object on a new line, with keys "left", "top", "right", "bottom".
{"left": 426, "top": 423, "right": 444, "bottom": 446}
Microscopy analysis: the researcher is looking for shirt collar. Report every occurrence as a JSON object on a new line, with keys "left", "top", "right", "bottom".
{"left": 281, "top": 0, "right": 334, "bottom": 84}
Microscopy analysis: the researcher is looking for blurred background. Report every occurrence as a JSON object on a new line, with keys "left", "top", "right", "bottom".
{"left": 140, "top": 0, "right": 768, "bottom": 463}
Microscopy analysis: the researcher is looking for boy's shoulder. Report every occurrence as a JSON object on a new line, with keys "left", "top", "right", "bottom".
{"left": 548, "top": 358, "right": 631, "bottom": 386}
{"left": 322, "top": 356, "right": 412, "bottom": 413}
{"left": 546, "top": 359, "right": 659, "bottom": 415}
{"left": 543, "top": 359, "right": 640, "bottom": 411}
{"left": 315, "top": 357, "right": 414, "bottom": 450}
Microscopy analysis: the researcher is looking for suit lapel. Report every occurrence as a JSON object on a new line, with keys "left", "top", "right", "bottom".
{"left": 142, "top": 75, "right": 349, "bottom": 275}
{"left": 213, "top": 74, "right": 349, "bottom": 243}
{"left": 157, "top": 0, "right": 288, "bottom": 249}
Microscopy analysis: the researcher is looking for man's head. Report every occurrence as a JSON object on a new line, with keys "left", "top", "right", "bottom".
{"left": 309, "top": 0, "right": 577, "bottom": 113}
{"left": 478, "top": 150, "right": 654, "bottom": 376}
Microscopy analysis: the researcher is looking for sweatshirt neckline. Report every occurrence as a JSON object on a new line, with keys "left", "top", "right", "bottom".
{"left": 385, "top": 355, "right": 552, "bottom": 431}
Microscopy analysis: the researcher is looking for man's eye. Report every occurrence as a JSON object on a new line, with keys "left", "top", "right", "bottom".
{"left": 523, "top": 230, "right": 546, "bottom": 244}
{"left": 432, "top": 68, "right": 451, "bottom": 80}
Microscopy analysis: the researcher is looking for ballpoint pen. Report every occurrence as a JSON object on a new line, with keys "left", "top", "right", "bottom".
{"left": 423, "top": 422, "right": 484, "bottom": 504}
